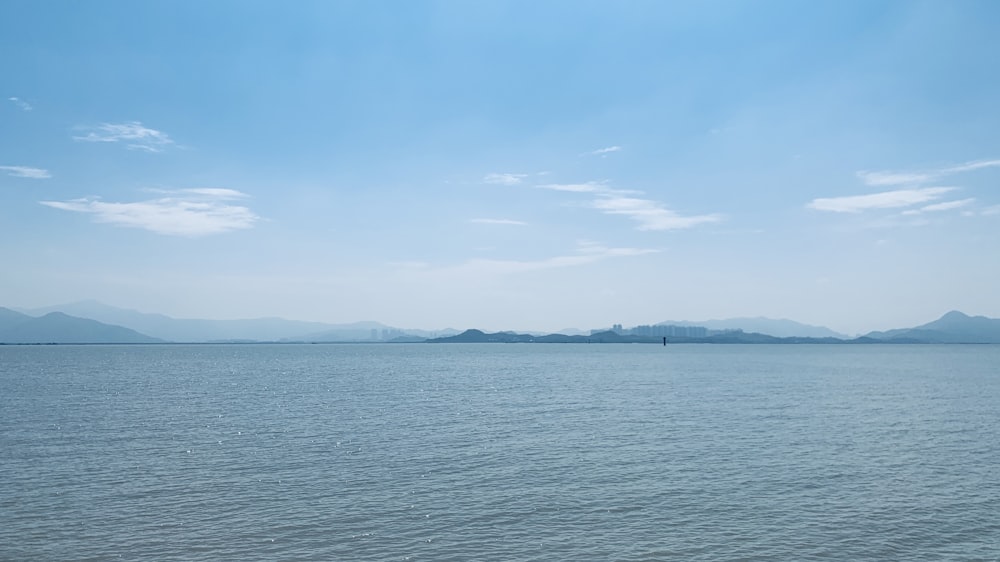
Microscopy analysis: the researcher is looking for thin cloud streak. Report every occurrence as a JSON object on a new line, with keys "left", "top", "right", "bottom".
{"left": 0, "top": 165, "right": 50, "bottom": 179}
{"left": 468, "top": 218, "right": 527, "bottom": 226}
{"left": 917, "top": 198, "right": 976, "bottom": 213}
{"left": 409, "top": 242, "right": 659, "bottom": 277}
{"left": 483, "top": 173, "right": 527, "bottom": 185}
{"left": 584, "top": 145, "right": 622, "bottom": 157}
{"left": 591, "top": 195, "right": 723, "bottom": 230}
{"left": 536, "top": 182, "right": 609, "bottom": 193}
{"left": 945, "top": 159, "right": 1000, "bottom": 173}
{"left": 8, "top": 97, "right": 32, "bottom": 111}
{"left": 807, "top": 187, "right": 955, "bottom": 213}
{"left": 40, "top": 189, "right": 259, "bottom": 237}
{"left": 73, "top": 121, "right": 174, "bottom": 152}
{"left": 856, "top": 171, "right": 933, "bottom": 186}
{"left": 857, "top": 158, "right": 1000, "bottom": 186}
{"left": 179, "top": 188, "right": 249, "bottom": 199}
{"left": 538, "top": 182, "right": 721, "bottom": 230}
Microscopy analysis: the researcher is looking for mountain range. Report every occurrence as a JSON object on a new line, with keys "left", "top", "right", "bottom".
{"left": 2, "top": 301, "right": 999, "bottom": 344}
{"left": 428, "top": 329, "right": 848, "bottom": 344}
{"left": 14, "top": 301, "right": 457, "bottom": 343}
{"left": 655, "top": 317, "right": 848, "bottom": 339}
{"left": 0, "top": 308, "right": 161, "bottom": 344}
{"left": 865, "top": 311, "right": 1000, "bottom": 343}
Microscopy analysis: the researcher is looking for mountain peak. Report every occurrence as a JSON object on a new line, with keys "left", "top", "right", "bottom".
{"left": 940, "top": 310, "right": 970, "bottom": 320}
{"left": 42, "top": 311, "right": 73, "bottom": 319}
{"left": 867, "top": 310, "right": 1000, "bottom": 343}
{"left": 0, "top": 311, "right": 162, "bottom": 343}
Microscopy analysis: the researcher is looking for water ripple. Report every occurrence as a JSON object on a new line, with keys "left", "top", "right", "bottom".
{"left": 1, "top": 343, "right": 999, "bottom": 560}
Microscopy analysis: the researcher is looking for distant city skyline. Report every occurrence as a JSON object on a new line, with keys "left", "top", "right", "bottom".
{"left": 3, "top": 1, "right": 999, "bottom": 335}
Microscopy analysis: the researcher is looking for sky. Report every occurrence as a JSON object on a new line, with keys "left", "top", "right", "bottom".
{"left": 2, "top": 0, "right": 999, "bottom": 335}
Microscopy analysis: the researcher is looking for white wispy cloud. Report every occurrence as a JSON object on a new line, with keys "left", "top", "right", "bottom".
{"left": 857, "top": 158, "right": 1000, "bottom": 186}
{"left": 942, "top": 159, "right": 1000, "bottom": 173}
{"left": 388, "top": 260, "right": 431, "bottom": 269}
{"left": 423, "top": 241, "right": 659, "bottom": 276}
{"left": 468, "top": 218, "right": 527, "bottom": 226}
{"left": 856, "top": 171, "right": 934, "bottom": 186}
{"left": 584, "top": 145, "right": 622, "bottom": 157}
{"left": 903, "top": 197, "right": 976, "bottom": 215}
{"left": 73, "top": 121, "right": 174, "bottom": 152}
{"left": 538, "top": 181, "right": 721, "bottom": 230}
{"left": 590, "top": 195, "right": 723, "bottom": 230}
{"left": 807, "top": 187, "right": 955, "bottom": 213}
{"left": 0, "top": 165, "right": 50, "bottom": 179}
{"left": 494, "top": 243, "right": 656, "bottom": 272}
{"left": 40, "top": 189, "right": 259, "bottom": 237}
{"left": 8, "top": 97, "right": 32, "bottom": 111}
{"left": 537, "top": 181, "right": 609, "bottom": 193}
{"left": 484, "top": 173, "right": 527, "bottom": 185}
{"left": 174, "top": 188, "right": 248, "bottom": 199}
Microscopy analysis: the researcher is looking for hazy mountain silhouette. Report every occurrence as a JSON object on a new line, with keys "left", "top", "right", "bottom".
{"left": 19, "top": 300, "right": 342, "bottom": 342}
{"left": 866, "top": 311, "right": 1000, "bottom": 343}
{"left": 0, "top": 306, "right": 32, "bottom": 335}
{"left": 284, "top": 322, "right": 459, "bottom": 342}
{"left": 12, "top": 301, "right": 998, "bottom": 344}
{"left": 283, "top": 321, "right": 397, "bottom": 342}
{"left": 19, "top": 300, "right": 457, "bottom": 342}
{"left": 657, "top": 317, "right": 848, "bottom": 338}
{"left": 0, "top": 308, "right": 162, "bottom": 344}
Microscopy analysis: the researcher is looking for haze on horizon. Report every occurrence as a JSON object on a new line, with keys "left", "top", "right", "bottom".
{"left": 2, "top": 1, "right": 999, "bottom": 336}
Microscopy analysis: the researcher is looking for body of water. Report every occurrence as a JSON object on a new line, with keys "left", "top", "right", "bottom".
{"left": 1, "top": 343, "right": 998, "bottom": 560}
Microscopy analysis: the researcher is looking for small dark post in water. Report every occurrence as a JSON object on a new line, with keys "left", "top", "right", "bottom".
{"left": 663, "top": 336, "right": 666, "bottom": 346}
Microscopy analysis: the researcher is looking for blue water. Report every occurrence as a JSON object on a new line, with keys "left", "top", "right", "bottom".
{"left": 1, "top": 343, "right": 998, "bottom": 560}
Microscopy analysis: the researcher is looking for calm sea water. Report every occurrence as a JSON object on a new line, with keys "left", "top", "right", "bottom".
{"left": 1, "top": 343, "right": 998, "bottom": 561}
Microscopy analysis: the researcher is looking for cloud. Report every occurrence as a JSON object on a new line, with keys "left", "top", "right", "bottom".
{"left": 427, "top": 241, "right": 659, "bottom": 276}
{"left": 484, "top": 173, "right": 527, "bottom": 185}
{"left": 476, "top": 243, "right": 659, "bottom": 273}
{"left": 903, "top": 197, "right": 976, "bottom": 215}
{"left": 73, "top": 121, "right": 174, "bottom": 152}
{"left": 391, "top": 242, "right": 659, "bottom": 282}
{"left": 388, "top": 260, "right": 431, "bottom": 269}
{"left": 173, "top": 188, "right": 248, "bottom": 199}
{"left": 807, "top": 187, "right": 955, "bottom": 213}
{"left": 857, "top": 159, "right": 1000, "bottom": 186}
{"left": 856, "top": 171, "right": 934, "bottom": 186}
{"left": 536, "top": 181, "right": 609, "bottom": 193}
{"left": 40, "top": 189, "right": 259, "bottom": 237}
{"left": 468, "top": 218, "right": 527, "bottom": 226}
{"left": 943, "top": 159, "right": 1000, "bottom": 173}
{"left": 584, "top": 146, "right": 622, "bottom": 157}
{"left": 0, "top": 165, "right": 50, "bottom": 179}
{"left": 8, "top": 97, "right": 32, "bottom": 111}
{"left": 538, "top": 181, "right": 721, "bottom": 230}
{"left": 591, "top": 195, "right": 723, "bottom": 230}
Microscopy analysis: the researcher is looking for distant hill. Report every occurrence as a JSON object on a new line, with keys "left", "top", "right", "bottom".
{"left": 866, "top": 311, "right": 1000, "bottom": 343}
{"left": 18, "top": 300, "right": 459, "bottom": 343}
{"left": 282, "top": 320, "right": 392, "bottom": 342}
{"left": 283, "top": 323, "right": 459, "bottom": 342}
{"left": 20, "top": 300, "right": 338, "bottom": 342}
{"left": 427, "top": 329, "right": 854, "bottom": 345}
{"left": 0, "top": 308, "right": 162, "bottom": 344}
{"left": 657, "top": 317, "right": 848, "bottom": 338}
{"left": 0, "top": 306, "right": 29, "bottom": 332}
{"left": 428, "top": 329, "right": 638, "bottom": 343}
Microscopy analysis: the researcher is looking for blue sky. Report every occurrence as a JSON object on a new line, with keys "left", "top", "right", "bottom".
{"left": 2, "top": 0, "right": 999, "bottom": 334}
